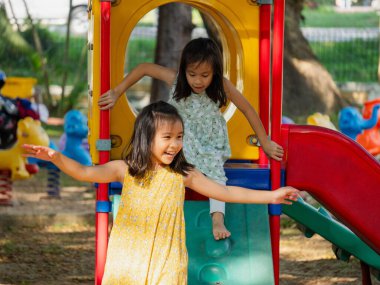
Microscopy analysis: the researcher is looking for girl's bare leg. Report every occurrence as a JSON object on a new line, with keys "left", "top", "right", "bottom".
{"left": 210, "top": 193, "right": 231, "bottom": 240}
{"left": 211, "top": 211, "right": 231, "bottom": 240}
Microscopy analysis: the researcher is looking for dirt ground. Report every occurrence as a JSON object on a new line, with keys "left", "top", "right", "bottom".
{"left": 0, "top": 170, "right": 379, "bottom": 285}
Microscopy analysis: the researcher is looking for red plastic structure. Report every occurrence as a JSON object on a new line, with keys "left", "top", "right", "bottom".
{"left": 282, "top": 124, "right": 380, "bottom": 254}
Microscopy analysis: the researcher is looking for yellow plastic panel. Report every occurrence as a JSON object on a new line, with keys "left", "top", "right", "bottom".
{"left": 2, "top": 77, "right": 37, "bottom": 99}
{"left": 88, "top": 0, "right": 101, "bottom": 163}
{"left": 89, "top": 0, "right": 260, "bottom": 162}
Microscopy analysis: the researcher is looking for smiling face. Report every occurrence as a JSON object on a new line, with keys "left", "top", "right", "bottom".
{"left": 150, "top": 120, "right": 184, "bottom": 167}
{"left": 185, "top": 61, "right": 214, "bottom": 94}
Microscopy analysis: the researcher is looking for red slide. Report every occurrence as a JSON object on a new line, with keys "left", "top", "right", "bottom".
{"left": 282, "top": 125, "right": 380, "bottom": 254}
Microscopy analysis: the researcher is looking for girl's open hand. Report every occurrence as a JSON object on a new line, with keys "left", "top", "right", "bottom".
{"left": 98, "top": 89, "right": 119, "bottom": 110}
{"left": 272, "top": 186, "right": 300, "bottom": 205}
{"left": 263, "top": 140, "right": 284, "bottom": 161}
{"left": 23, "top": 144, "right": 58, "bottom": 162}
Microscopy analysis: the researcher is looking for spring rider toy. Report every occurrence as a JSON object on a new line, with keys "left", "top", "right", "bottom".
{"left": 31, "top": 110, "right": 91, "bottom": 198}
{"left": 338, "top": 105, "right": 380, "bottom": 140}
{"left": 357, "top": 99, "right": 380, "bottom": 157}
{"left": 0, "top": 74, "right": 49, "bottom": 205}
{"left": 0, "top": 117, "right": 49, "bottom": 204}
{"left": 62, "top": 110, "right": 91, "bottom": 166}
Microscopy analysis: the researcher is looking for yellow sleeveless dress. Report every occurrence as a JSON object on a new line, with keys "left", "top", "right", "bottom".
{"left": 102, "top": 167, "right": 188, "bottom": 285}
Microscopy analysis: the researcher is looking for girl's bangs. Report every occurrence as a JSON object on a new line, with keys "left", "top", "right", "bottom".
{"left": 153, "top": 111, "right": 183, "bottom": 128}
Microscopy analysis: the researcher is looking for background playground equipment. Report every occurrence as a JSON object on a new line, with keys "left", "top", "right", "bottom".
{"left": 61, "top": 110, "right": 91, "bottom": 166}
{"left": 89, "top": 1, "right": 380, "bottom": 284}
{"left": 0, "top": 76, "right": 49, "bottom": 205}
{"left": 1, "top": 77, "right": 37, "bottom": 99}
{"left": 307, "top": 112, "right": 337, "bottom": 130}
{"left": 338, "top": 105, "right": 380, "bottom": 140}
{"left": 357, "top": 98, "right": 380, "bottom": 157}
{"left": 0, "top": 118, "right": 49, "bottom": 180}
{"left": 0, "top": 117, "right": 49, "bottom": 204}
{"left": 308, "top": 107, "right": 380, "bottom": 159}
{"left": 29, "top": 110, "right": 91, "bottom": 198}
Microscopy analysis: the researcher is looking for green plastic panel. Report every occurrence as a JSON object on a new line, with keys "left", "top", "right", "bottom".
{"left": 185, "top": 201, "right": 274, "bottom": 285}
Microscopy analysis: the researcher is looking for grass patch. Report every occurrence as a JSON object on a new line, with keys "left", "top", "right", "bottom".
{"left": 41, "top": 244, "right": 65, "bottom": 255}
{"left": 310, "top": 39, "right": 379, "bottom": 82}
{"left": 301, "top": 6, "right": 379, "bottom": 27}
{"left": 42, "top": 122, "right": 64, "bottom": 138}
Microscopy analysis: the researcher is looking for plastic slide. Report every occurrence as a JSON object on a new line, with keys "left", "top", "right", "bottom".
{"left": 282, "top": 198, "right": 380, "bottom": 270}
{"left": 282, "top": 124, "right": 380, "bottom": 255}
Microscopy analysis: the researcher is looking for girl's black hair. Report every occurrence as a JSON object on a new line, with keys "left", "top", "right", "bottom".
{"left": 125, "top": 101, "right": 193, "bottom": 178}
{"left": 173, "top": 38, "right": 227, "bottom": 108}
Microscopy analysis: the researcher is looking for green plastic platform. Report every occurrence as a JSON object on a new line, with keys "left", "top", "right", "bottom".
{"left": 185, "top": 201, "right": 274, "bottom": 285}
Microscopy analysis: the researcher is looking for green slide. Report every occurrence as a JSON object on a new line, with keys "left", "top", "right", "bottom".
{"left": 282, "top": 198, "right": 380, "bottom": 271}
{"left": 185, "top": 201, "right": 275, "bottom": 285}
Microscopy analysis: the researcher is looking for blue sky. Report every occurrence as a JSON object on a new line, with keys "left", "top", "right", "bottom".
{"left": 5, "top": 0, "right": 87, "bottom": 19}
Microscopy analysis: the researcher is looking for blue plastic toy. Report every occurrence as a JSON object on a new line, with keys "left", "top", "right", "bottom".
{"left": 62, "top": 110, "right": 91, "bottom": 166}
{"left": 29, "top": 110, "right": 91, "bottom": 198}
{"left": 338, "top": 105, "right": 380, "bottom": 140}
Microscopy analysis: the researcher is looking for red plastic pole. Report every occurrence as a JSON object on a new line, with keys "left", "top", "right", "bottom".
{"left": 259, "top": 4, "right": 271, "bottom": 166}
{"left": 95, "top": 2, "right": 111, "bottom": 285}
{"left": 270, "top": 0, "right": 285, "bottom": 283}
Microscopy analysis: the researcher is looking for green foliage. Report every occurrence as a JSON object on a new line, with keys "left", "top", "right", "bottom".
{"left": 1, "top": 24, "right": 86, "bottom": 85}
{"left": 302, "top": 6, "right": 379, "bottom": 27}
{"left": 0, "top": 8, "right": 87, "bottom": 115}
{"left": 311, "top": 39, "right": 379, "bottom": 82}
{"left": 0, "top": 5, "right": 35, "bottom": 75}
{"left": 126, "top": 38, "right": 156, "bottom": 72}
{"left": 21, "top": 25, "right": 59, "bottom": 56}
{"left": 46, "top": 35, "right": 87, "bottom": 85}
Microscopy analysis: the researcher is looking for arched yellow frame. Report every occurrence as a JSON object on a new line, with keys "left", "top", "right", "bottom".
{"left": 89, "top": 0, "right": 260, "bottom": 163}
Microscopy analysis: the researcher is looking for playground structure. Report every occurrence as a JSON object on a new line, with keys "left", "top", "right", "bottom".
{"left": 88, "top": 1, "right": 380, "bottom": 285}
{"left": 0, "top": 77, "right": 49, "bottom": 205}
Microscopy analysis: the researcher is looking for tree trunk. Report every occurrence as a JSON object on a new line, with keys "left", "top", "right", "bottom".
{"left": 60, "top": 0, "right": 74, "bottom": 114}
{"left": 21, "top": 0, "right": 52, "bottom": 107}
{"left": 283, "top": 0, "right": 346, "bottom": 118}
{"left": 150, "top": 3, "right": 194, "bottom": 103}
{"left": 200, "top": 13, "right": 222, "bottom": 52}
{"left": 6, "top": 0, "right": 21, "bottom": 33}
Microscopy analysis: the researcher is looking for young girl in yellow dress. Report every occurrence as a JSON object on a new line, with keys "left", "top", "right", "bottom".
{"left": 23, "top": 101, "right": 299, "bottom": 285}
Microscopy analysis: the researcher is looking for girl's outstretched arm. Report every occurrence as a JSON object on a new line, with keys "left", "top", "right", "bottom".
{"left": 223, "top": 78, "right": 284, "bottom": 161}
{"left": 98, "top": 63, "right": 176, "bottom": 110}
{"left": 23, "top": 144, "right": 126, "bottom": 183}
{"left": 184, "top": 169, "right": 299, "bottom": 204}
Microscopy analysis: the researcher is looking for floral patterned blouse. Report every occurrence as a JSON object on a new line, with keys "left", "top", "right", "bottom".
{"left": 168, "top": 87, "right": 231, "bottom": 183}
